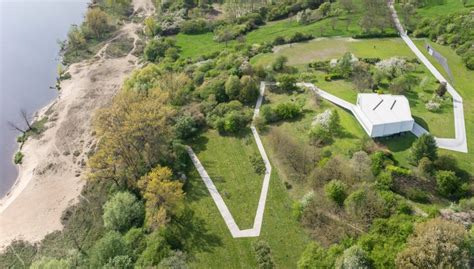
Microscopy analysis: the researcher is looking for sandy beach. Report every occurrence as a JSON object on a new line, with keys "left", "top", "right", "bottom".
{"left": 0, "top": 0, "right": 154, "bottom": 251}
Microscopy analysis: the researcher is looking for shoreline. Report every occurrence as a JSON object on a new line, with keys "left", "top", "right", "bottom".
{"left": 0, "top": 95, "right": 60, "bottom": 214}
{"left": 0, "top": 19, "right": 143, "bottom": 250}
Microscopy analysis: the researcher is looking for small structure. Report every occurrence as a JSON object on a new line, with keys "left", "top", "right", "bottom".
{"left": 354, "top": 93, "right": 414, "bottom": 137}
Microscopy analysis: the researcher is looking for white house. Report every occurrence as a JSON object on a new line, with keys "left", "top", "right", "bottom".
{"left": 353, "top": 93, "right": 414, "bottom": 137}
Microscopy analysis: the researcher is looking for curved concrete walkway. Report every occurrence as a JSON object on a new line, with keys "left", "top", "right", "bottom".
{"left": 388, "top": 0, "right": 468, "bottom": 153}
{"left": 186, "top": 82, "right": 272, "bottom": 238}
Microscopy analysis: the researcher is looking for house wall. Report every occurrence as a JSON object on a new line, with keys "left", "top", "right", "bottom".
{"left": 370, "top": 120, "right": 414, "bottom": 137}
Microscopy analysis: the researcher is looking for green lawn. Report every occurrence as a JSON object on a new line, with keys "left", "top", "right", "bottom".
{"left": 260, "top": 89, "right": 367, "bottom": 198}
{"left": 413, "top": 39, "right": 474, "bottom": 172}
{"left": 185, "top": 131, "right": 309, "bottom": 268}
{"left": 176, "top": 32, "right": 232, "bottom": 59}
{"left": 253, "top": 38, "right": 455, "bottom": 139}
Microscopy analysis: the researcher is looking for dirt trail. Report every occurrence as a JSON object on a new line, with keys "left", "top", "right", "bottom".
{"left": 0, "top": 0, "right": 153, "bottom": 251}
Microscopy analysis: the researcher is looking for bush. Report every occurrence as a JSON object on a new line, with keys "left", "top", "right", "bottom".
{"left": 89, "top": 231, "right": 129, "bottom": 268}
{"left": 308, "top": 125, "right": 332, "bottom": 146}
{"left": 406, "top": 188, "right": 430, "bottom": 203}
{"left": 436, "top": 170, "right": 465, "bottom": 199}
{"left": 175, "top": 115, "right": 198, "bottom": 139}
{"left": 14, "top": 151, "right": 24, "bottom": 164}
{"left": 180, "top": 19, "right": 209, "bottom": 34}
{"left": 250, "top": 153, "right": 266, "bottom": 174}
{"left": 274, "top": 102, "right": 302, "bottom": 120}
{"left": 410, "top": 134, "right": 438, "bottom": 164}
{"left": 253, "top": 240, "right": 275, "bottom": 269}
{"left": 324, "top": 180, "right": 347, "bottom": 205}
{"left": 277, "top": 74, "right": 298, "bottom": 92}
{"left": 102, "top": 191, "right": 145, "bottom": 233}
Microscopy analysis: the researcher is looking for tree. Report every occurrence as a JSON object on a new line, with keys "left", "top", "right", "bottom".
{"left": 352, "top": 62, "right": 373, "bottom": 91}
{"left": 328, "top": 109, "right": 342, "bottom": 134}
{"left": 136, "top": 231, "right": 171, "bottom": 267}
{"left": 344, "top": 186, "right": 387, "bottom": 226}
{"left": 410, "top": 134, "right": 438, "bottom": 164}
{"left": 436, "top": 81, "right": 447, "bottom": 97}
{"left": 67, "top": 25, "right": 86, "bottom": 50}
{"left": 360, "top": 0, "right": 391, "bottom": 33}
{"left": 225, "top": 75, "right": 241, "bottom": 100}
{"left": 138, "top": 166, "right": 184, "bottom": 230}
{"left": 400, "top": 3, "right": 416, "bottom": 30}
{"left": 336, "top": 245, "right": 372, "bottom": 269}
{"left": 396, "top": 218, "right": 470, "bottom": 268}
{"left": 319, "top": 2, "right": 331, "bottom": 17}
{"left": 102, "top": 191, "right": 145, "bottom": 233}
{"left": 277, "top": 74, "right": 298, "bottom": 92}
{"left": 174, "top": 115, "right": 198, "bottom": 139}
{"left": 89, "top": 231, "right": 128, "bottom": 268}
{"left": 105, "top": 0, "right": 132, "bottom": 16}
{"left": 239, "top": 76, "right": 259, "bottom": 104}
{"left": 88, "top": 90, "right": 175, "bottom": 188}
{"left": 103, "top": 255, "right": 133, "bottom": 269}
{"left": 340, "top": 0, "right": 356, "bottom": 13}
{"left": 337, "top": 52, "right": 353, "bottom": 78}
{"left": 85, "top": 8, "right": 109, "bottom": 39}
{"left": 298, "top": 242, "right": 343, "bottom": 269}
{"left": 8, "top": 109, "right": 33, "bottom": 135}
{"left": 30, "top": 257, "right": 70, "bottom": 269}
{"left": 144, "top": 17, "right": 161, "bottom": 37}
{"left": 324, "top": 180, "right": 347, "bottom": 205}
{"left": 272, "top": 55, "right": 288, "bottom": 72}
{"left": 436, "top": 170, "right": 465, "bottom": 199}
{"left": 253, "top": 240, "right": 275, "bottom": 269}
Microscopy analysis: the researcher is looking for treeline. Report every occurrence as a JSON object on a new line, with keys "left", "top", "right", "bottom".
{"left": 413, "top": 11, "right": 474, "bottom": 70}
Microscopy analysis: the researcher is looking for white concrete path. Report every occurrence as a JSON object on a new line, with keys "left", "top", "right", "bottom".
{"left": 388, "top": 0, "right": 468, "bottom": 153}
{"left": 186, "top": 82, "right": 272, "bottom": 238}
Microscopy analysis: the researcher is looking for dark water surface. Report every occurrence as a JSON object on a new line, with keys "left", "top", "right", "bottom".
{"left": 0, "top": 0, "right": 88, "bottom": 197}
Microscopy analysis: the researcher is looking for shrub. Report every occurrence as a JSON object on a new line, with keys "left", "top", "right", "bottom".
{"left": 410, "top": 134, "right": 438, "bottom": 164}
{"left": 14, "top": 151, "right": 24, "bottom": 164}
{"left": 418, "top": 157, "right": 434, "bottom": 175}
{"left": 277, "top": 74, "right": 297, "bottom": 91}
{"left": 250, "top": 153, "right": 266, "bottom": 174}
{"left": 136, "top": 232, "right": 171, "bottom": 267}
{"left": 272, "top": 55, "right": 288, "bottom": 71}
{"left": 335, "top": 245, "right": 372, "bottom": 269}
{"left": 175, "top": 115, "right": 199, "bottom": 140}
{"left": 406, "top": 188, "right": 430, "bottom": 203}
{"left": 102, "top": 192, "right": 145, "bottom": 233}
{"left": 180, "top": 19, "right": 209, "bottom": 34}
{"left": 324, "top": 180, "right": 347, "bottom": 205}
{"left": 89, "top": 231, "right": 129, "bottom": 268}
{"left": 375, "top": 172, "right": 393, "bottom": 190}
{"left": 436, "top": 170, "right": 465, "bottom": 199}
{"left": 253, "top": 240, "right": 275, "bottom": 269}
{"left": 274, "top": 102, "right": 302, "bottom": 120}
{"left": 425, "top": 100, "right": 441, "bottom": 112}
{"left": 308, "top": 125, "right": 332, "bottom": 146}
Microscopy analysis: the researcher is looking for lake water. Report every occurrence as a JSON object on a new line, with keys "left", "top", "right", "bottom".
{"left": 0, "top": 0, "right": 88, "bottom": 197}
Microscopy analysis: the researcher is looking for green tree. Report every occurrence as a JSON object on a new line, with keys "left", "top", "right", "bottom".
{"left": 277, "top": 74, "right": 298, "bottom": 92}
{"left": 336, "top": 245, "right": 372, "bottom": 269}
{"left": 30, "top": 257, "right": 70, "bottom": 269}
{"left": 67, "top": 25, "right": 86, "bottom": 50}
{"left": 436, "top": 170, "right": 465, "bottom": 199}
{"left": 396, "top": 218, "right": 470, "bottom": 268}
{"left": 324, "top": 180, "right": 347, "bottom": 205}
{"left": 144, "top": 17, "right": 161, "bottom": 37}
{"left": 328, "top": 109, "right": 342, "bottom": 134}
{"left": 89, "top": 231, "right": 128, "bottom": 268}
{"left": 136, "top": 231, "right": 171, "bottom": 267}
{"left": 239, "top": 75, "right": 259, "bottom": 104}
{"left": 103, "top": 255, "right": 133, "bottom": 269}
{"left": 85, "top": 8, "right": 109, "bottom": 39}
{"left": 298, "top": 242, "right": 342, "bottom": 269}
{"left": 225, "top": 75, "right": 241, "bottom": 100}
{"left": 410, "top": 134, "right": 438, "bottom": 164}
{"left": 103, "top": 191, "right": 145, "bottom": 233}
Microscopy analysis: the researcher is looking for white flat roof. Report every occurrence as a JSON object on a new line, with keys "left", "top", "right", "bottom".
{"left": 357, "top": 93, "right": 413, "bottom": 125}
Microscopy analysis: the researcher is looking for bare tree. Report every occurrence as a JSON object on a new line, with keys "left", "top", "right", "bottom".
{"left": 7, "top": 109, "right": 33, "bottom": 135}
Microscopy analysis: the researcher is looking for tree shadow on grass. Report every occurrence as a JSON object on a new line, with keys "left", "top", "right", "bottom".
{"left": 168, "top": 207, "right": 223, "bottom": 255}
{"left": 376, "top": 132, "right": 417, "bottom": 152}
